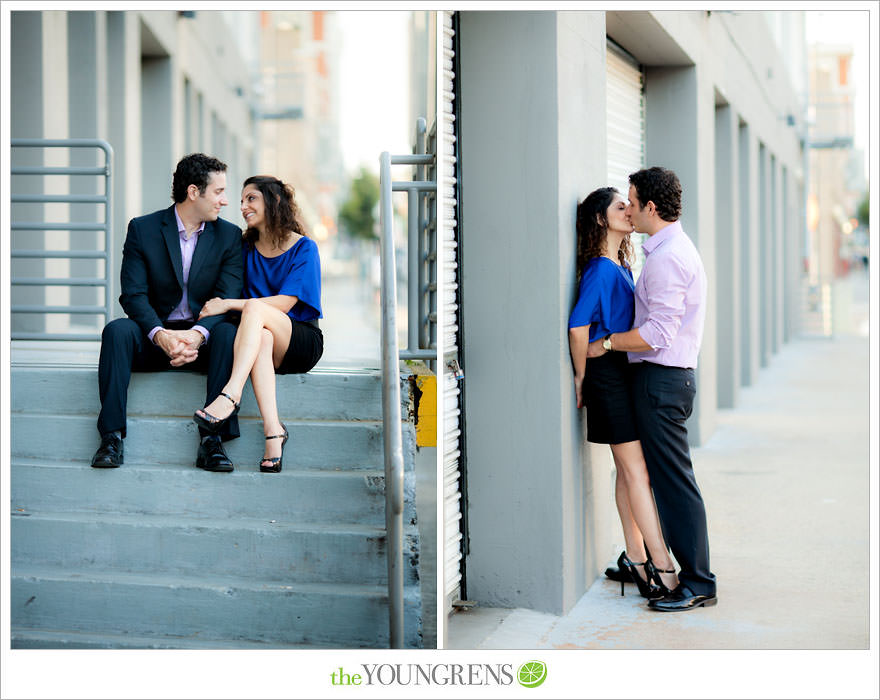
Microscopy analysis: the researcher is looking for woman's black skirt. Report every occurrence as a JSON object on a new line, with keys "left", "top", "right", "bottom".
{"left": 582, "top": 350, "right": 639, "bottom": 445}
{"left": 277, "top": 318, "right": 323, "bottom": 375}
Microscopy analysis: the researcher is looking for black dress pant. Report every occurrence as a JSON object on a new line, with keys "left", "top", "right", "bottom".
{"left": 630, "top": 361, "right": 716, "bottom": 596}
{"left": 97, "top": 318, "right": 240, "bottom": 441}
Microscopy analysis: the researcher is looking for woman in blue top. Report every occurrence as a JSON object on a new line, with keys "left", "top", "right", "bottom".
{"left": 568, "top": 186, "right": 677, "bottom": 599}
{"left": 193, "top": 175, "right": 323, "bottom": 473}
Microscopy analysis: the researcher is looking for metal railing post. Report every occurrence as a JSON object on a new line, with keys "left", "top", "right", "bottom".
{"left": 379, "top": 151, "right": 405, "bottom": 649}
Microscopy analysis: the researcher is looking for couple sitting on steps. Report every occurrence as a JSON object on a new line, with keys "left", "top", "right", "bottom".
{"left": 91, "top": 153, "right": 323, "bottom": 474}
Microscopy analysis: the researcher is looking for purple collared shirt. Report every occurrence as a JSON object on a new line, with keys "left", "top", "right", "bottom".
{"left": 148, "top": 207, "right": 210, "bottom": 344}
{"left": 627, "top": 220, "right": 707, "bottom": 369}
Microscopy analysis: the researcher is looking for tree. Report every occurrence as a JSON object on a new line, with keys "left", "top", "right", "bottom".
{"left": 857, "top": 191, "right": 869, "bottom": 228}
{"left": 338, "top": 168, "right": 380, "bottom": 240}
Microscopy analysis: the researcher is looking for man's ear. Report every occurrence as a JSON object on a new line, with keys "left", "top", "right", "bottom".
{"left": 187, "top": 183, "right": 199, "bottom": 201}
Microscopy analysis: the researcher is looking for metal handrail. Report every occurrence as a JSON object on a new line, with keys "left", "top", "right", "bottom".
{"left": 379, "top": 151, "right": 406, "bottom": 649}
{"left": 10, "top": 138, "right": 114, "bottom": 341}
{"left": 377, "top": 118, "right": 438, "bottom": 648}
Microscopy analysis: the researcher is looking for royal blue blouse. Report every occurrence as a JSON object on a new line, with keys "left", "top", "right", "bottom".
{"left": 568, "top": 257, "right": 635, "bottom": 342}
{"left": 242, "top": 236, "right": 323, "bottom": 322}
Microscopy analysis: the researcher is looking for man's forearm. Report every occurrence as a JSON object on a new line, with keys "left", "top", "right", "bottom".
{"left": 608, "top": 327, "right": 653, "bottom": 353}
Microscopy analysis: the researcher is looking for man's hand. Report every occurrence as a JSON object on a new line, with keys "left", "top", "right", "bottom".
{"left": 586, "top": 337, "right": 607, "bottom": 359}
{"left": 155, "top": 329, "right": 203, "bottom": 366}
{"left": 198, "top": 297, "right": 229, "bottom": 320}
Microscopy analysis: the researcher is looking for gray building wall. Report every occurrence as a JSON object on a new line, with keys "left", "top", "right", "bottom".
{"left": 457, "top": 10, "right": 806, "bottom": 615}
{"left": 10, "top": 10, "right": 257, "bottom": 329}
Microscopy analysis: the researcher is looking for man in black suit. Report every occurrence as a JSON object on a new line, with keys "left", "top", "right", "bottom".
{"left": 91, "top": 153, "right": 243, "bottom": 472}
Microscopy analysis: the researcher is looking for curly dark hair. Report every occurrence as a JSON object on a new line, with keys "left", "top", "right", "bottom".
{"left": 171, "top": 153, "right": 228, "bottom": 203}
{"left": 241, "top": 175, "right": 308, "bottom": 250}
{"left": 628, "top": 166, "right": 681, "bottom": 222}
{"left": 575, "top": 187, "right": 634, "bottom": 281}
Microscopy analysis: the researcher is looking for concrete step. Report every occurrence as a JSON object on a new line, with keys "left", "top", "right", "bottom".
{"left": 11, "top": 511, "right": 419, "bottom": 586}
{"left": 10, "top": 628, "right": 329, "bottom": 649}
{"left": 11, "top": 414, "right": 399, "bottom": 470}
{"left": 12, "top": 365, "right": 384, "bottom": 421}
{"left": 12, "top": 565, "right": 422, "bottom": 648}
{"left": 11, "top": 458, "right": 399, "bottom": 525}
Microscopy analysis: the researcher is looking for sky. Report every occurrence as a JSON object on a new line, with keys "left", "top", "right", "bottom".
{"left": 336, "top": 11, "right": 412, "bottom": 175}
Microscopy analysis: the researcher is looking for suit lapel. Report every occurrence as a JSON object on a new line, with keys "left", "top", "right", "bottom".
{"left": 189, "top": 219, "right": 212, "bottom": 286}
{"left": 161, "top": 206, "right": 184, "bottom": 288}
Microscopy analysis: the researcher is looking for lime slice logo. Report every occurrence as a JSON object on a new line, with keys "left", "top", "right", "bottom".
{"left": 517, "top": 660, "right": 547, "bottom": 688}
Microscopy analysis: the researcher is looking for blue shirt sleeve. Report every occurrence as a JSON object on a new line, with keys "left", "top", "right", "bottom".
{"left": 279, "top": 238, "right": 322, "bottom": 320}
{"left": 569, "top": 261, "right": 602, "bottom": 329}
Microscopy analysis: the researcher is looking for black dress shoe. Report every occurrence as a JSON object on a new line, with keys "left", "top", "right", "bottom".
{"left": 91, "top": 433, "right": 123, "bottom": 468}
{"left": 647, "top": 584, "right": 717, "bottom": 612}
{"left": 196, "top": 436, "right": 234, "bottom": 473}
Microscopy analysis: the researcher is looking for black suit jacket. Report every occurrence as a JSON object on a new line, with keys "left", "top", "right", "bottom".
{"left": 118, "top": 205, "right": 243, "bottom": 336}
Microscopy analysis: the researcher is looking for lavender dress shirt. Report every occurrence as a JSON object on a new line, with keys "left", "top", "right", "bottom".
{"left": 627, "top": 220, "right": 707, "bottom": 369}
{"left": 147, "top": 207, "right": 210, "bottom": 344}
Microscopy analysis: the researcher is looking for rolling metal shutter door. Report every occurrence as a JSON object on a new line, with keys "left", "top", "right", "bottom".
{"left": 606, "top": 40, "right": 647, "bottom": 271}
{"left": 441, "top": 10, "right": 463, "bottom": 615}
{"left": 606, "top": 40, "right": 645, "bottom": 192}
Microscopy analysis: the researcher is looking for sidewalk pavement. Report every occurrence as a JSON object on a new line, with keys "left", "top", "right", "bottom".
{"left": 447, "top": 323, "right": 871, "bottom": 649}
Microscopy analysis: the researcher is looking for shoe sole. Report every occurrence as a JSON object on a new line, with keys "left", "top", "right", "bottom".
{"left": 193, "top": 414, "right": 227, "bottom": 433}
{"left": 196, "top": 461, "right": 234, "bottom": 473}
{"left": 648, "top": 597, "right": 718, "bottom": 612}
{"left": 91, "top": 456, "right": 123, "bottom": 468}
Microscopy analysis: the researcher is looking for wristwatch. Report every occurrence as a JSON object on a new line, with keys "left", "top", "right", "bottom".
{"left": 602, "top": 334, "right": 613, "bottom": 351}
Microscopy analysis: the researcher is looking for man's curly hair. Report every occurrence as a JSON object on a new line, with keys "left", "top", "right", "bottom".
{"left": 171, "top": 153, "right": 228, "bottom": 203}
{"left": 628, "top": 167, "right": 681, "bottom": 222}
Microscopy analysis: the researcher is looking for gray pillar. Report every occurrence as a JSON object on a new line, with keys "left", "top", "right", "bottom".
{"left": 759, "top": 143, "right": 770, "bottom": 367}
{"left": 141, "top": 54, "right": 174, "bottom": 212}
{"left": 68, "top": 11, "right": 108, "bottom": 330}
{"left": 714, "top": 104, "right": 740, "bottom": 408}
{"left": 644, "top": 64, "right": 716, "bottom": 445}
{"left": 11, "top": 11, "right": 48, "bottom": 335}
{"left": 772, "top": 157, "right": 786, "bottom": 351}
{"left": 739, "top": 123, "right": 760, "bottom": 386}
{"left": 770, "top": 154, "right": 782, "bottom": 354}
{"left": 459, "top": 11, "right": 610, "bottom": 615}
{"left": 782, "top": 165, "right": 800, "bottom": 342}
{"left": 106, "top": 11, "right": 140, "bottom": 317}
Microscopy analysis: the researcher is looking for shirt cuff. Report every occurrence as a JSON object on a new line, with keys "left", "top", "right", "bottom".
{"left": 191, "top": 325, "right": 209, "bottom": 345}
{"left": 148, "top": 326, "right": 163, "bottom": 344}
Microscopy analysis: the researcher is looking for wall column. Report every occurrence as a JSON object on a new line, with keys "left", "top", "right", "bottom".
{"left": 714, "top": 103, "right": 740, "bottom": 408}
{"left": 10, "top": 11, "right": 48, "bottom": 335}
{"left": 644, "top": 63, "right": 717, "bottom": 444}
{"left": 106, "top": 11, "right": 141, "bottom": 316}
{"left": 458, "top": 10, "right": 609, "bottom": 614}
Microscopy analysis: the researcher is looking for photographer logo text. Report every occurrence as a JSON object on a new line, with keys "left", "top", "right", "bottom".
{"left": 330, "top": 661, "right": 547, "bottom": 688}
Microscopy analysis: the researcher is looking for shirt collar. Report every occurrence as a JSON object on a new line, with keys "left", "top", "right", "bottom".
{"left": 174, "top": 205, "right": 206, "bottom": 240}
{"left": 641, "top": 220, "right": 683, "bottom": 256}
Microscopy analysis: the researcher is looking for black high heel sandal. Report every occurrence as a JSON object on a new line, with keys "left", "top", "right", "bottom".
{"left": 260, "top": 423, "right": 289, "bottom": 473}
{"left": 193, "top": 392, "right": 240, "bottom": 433}
{"left": 605, "top": 546, "right": 653, "bottom": 583}
{"left": 618, "top": 552, "right": 663, "bottom": 599}
{"left": 645, "top": 560, "right": 676, "bottom": 597}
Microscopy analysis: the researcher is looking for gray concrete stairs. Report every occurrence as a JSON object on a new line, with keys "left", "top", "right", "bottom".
{"left": 10, "top": 363, "right": 422, "bottom": 648}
